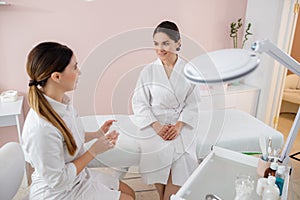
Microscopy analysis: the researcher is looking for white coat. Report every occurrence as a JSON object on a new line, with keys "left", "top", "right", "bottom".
{"left": 22, "top": 95, "right": 120, "bottom": 200}
{"left": 132, "top": 57, "right": 200, "bottom": 186}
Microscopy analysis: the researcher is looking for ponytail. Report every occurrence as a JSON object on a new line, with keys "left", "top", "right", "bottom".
{"left": 26, "top": 42, "right": 77, "bottom": 156}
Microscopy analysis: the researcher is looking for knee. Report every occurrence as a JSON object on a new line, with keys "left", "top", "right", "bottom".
{"left": 119, "top": 181, "right": 135, "bottom": 200}
{"left": 120, "top": 192, "right": 135, "bottom": 200}
{"left": 128, "top": 187, "right": 135, "bottom": 199}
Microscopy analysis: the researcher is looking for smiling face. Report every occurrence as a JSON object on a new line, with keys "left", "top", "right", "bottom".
{"left": 153, "top": 32, "right": 181, "bottom": 62}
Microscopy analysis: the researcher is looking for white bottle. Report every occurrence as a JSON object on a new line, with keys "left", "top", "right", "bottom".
{"left": 262, "top": 176, "right": 280, "bottom": 200}
{"left": 256, "top": 177, "right": 267, "bottom": 196}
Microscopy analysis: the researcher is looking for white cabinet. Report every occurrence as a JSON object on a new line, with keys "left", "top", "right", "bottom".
{"left": 199, "top": 84, "right": 260, "bottom": 116}
{"left": 0, "top": 96, "right": 24, "bottom": 144}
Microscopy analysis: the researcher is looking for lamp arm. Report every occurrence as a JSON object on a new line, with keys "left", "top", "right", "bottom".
{"left": 251, "top": 39, "right": 300, "bottom": 76}
{"left": 279, "top": 107, "right": 300, "bottom": 164}
{"left": 252, "top": 39, "right": 300, "bottom": 164}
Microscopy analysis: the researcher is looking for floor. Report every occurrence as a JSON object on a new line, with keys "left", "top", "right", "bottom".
{"left": 13, "top": 113, "right": 300, "bottom": 200}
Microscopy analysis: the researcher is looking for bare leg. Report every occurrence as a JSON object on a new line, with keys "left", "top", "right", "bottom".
{"left": 163, "top": 172, "right": 180, "bottom": 200}
{"left": 119, "top": 181, "right": 135, "bottom": 200}
{"left": 155, "top": 183, "right": 165, "bottom": 200}
{"left": 119, "top": 193, "right": 135, "bottom": 200}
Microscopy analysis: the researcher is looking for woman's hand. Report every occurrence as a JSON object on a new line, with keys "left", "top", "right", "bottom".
{"left": 100, "top": 120, "right": 116, "bottom": 134}
{"left": 152, "top": 122, "right": 169, "bottom": 140}
{"left": 105, "top": 130, "right": 119, "bottom": 145}
{"left": 88, "top": 130, "right": 119, "bottom": 157}
{"left": 164, "top": 121, "right": 184, "bottom": 140}
{"left": 91, "top": 120, "right": 116, "bottom": 141}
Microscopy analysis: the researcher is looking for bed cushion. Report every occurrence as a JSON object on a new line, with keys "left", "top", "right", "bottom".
{"left": 81, "top": 109, "right": 284, "bottom": 168}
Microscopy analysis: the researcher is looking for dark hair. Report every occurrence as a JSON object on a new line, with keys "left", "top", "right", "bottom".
{"left": 153, "top": 21, "right": 181, "bottom": 51}
{"left": 26, "top": 42, "right": 77, "bottom": 156}
{"left": 27, "top": 42, "right": 73, "bottom": 85}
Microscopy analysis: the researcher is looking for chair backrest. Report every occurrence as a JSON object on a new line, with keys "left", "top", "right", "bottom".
{"left": 284, "top": 74, "right": 300, "bottom": 89}
{"left": 0, "top": 142, "right": 25, "bottom": 200}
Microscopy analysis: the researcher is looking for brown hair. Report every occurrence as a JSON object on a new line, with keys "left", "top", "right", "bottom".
{"left": 26, "top": 42, "right": 77, "bottom": 155}
{"left": 153, "top": 21, "right": 181, "bottom": 51}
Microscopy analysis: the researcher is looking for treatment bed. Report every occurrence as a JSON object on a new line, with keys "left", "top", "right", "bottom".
{"left": 82, "top": 109, "right": 284, "bottom": 169}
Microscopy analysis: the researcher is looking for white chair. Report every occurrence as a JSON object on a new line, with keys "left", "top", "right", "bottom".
{"left": 0, "top": 142, "right": 25, "bottom": 200}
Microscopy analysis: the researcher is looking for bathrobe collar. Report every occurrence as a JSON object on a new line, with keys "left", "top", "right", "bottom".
{"left": 155, "top": 56, "right": 185, "bottom": 95}
{"left": 156, "top": 56, "right": 183, "bottom": 79}
{"left": 155, "top": 56, "right": 183, "bottom": 84}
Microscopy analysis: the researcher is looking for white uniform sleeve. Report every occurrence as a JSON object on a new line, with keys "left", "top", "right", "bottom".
{"left": 132, "top": 70, "right": 158, "bottom": 129}
{"left": 25, "top": 125, "right": 77, "bottom": 190}
{"left": 178, "top": 84, "right": 201, "bottom": 128}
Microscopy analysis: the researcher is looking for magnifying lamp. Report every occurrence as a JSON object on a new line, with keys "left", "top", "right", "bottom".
{"left": 184, "top": 39, "right": 300, "bottom": 164}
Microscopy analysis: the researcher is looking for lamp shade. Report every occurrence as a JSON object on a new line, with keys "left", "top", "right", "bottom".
{"left": 184, "top": 48, "right": 260, "bottom": 84}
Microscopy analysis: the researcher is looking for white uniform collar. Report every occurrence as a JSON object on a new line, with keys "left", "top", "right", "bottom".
{"left": 44, "top": 94, "right": 71, "bottom": 114}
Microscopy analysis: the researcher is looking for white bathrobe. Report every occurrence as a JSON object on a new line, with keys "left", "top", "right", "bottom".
{"left": 132, "top": 57, "right": 200, "bottom": 186}
{"left": 22, "top": 95, "right": 120, "bottom": 200}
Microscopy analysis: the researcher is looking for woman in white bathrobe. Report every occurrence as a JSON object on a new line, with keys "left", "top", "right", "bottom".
{"left": 22, "top": 42, "right": 135, "bottom": 200}
{"left": 132, "top": 21, "right": 200, "bottom": 200}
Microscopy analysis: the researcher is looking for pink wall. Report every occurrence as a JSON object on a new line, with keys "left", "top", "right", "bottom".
{"left": 0, "top": 0, "right": 247, "bottom": 145}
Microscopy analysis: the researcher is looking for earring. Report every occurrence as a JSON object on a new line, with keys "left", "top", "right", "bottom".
{"left": 176, "top": 44, "right": 181, "bottom": 51}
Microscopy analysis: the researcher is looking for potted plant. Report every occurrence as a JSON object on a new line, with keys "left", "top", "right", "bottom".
{"left": 230, "top": 18, "right": 253, "bottom": 48}
{"left": 228, "top": 18, "right": 253, "bottom": 86}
